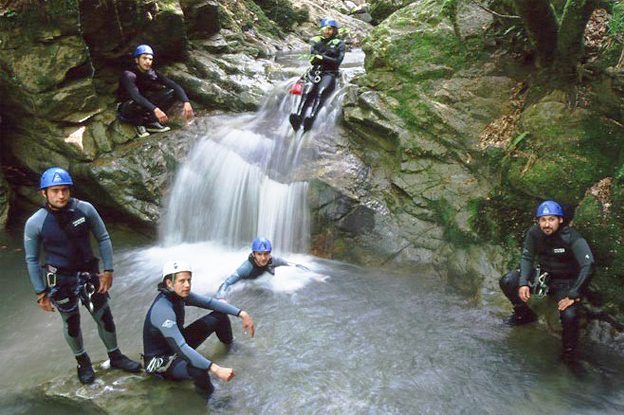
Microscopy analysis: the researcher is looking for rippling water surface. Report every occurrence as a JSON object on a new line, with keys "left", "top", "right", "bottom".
{"left": 1, "top": 231, "right": 624, "bottom": 415}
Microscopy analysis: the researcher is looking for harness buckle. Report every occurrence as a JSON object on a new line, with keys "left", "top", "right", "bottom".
{"left": 46, "top": 272, "right": 57, "bottom": 288}
{"left": 530, "top": 271, "right": 549, "bottom": 298}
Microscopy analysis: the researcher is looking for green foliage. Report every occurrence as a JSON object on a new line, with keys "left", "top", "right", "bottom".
{"left": 428, "top": 198, "right": 479, "bottom": 247}
{"left": 608, "top": 0, "right": 624, "bottom": 38}
{"left": 441, "top": 0, "right": 460, "bottom": 39}
{"left": 369, "top": 0, "right": 417, "bottom": 24}
{"left": 252, "top": 0, "right": 307, "bottom": 32}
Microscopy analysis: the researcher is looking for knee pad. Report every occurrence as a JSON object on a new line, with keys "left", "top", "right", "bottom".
{"left": 99, "top": 307, "right": 116, "bottom": 333}
{"left": 66, "top": 312, "right": 81, "bottom": 338}
{"left": 499, "top": 271, "right": 516, "bottom": 290}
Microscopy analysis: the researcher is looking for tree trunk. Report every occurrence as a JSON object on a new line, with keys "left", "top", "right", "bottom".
{"left": 513, "top": 0, "right": 558, "bottom": 65}
{"left": 556, "top": 0, "right": 598, "bottom": 72}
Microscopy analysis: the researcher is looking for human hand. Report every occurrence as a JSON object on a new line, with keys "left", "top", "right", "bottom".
{"left": 558, "top": 297, "right": 577, "bottom": 311}
{"left": 37, "top": 293, "right": 55, "bottom": 312}
{"left": 309, "top": 54, "right": 323, "bottom": 63}
{"left": 518, "top": 286, "right": 530, "bottom": 303}
{"left": 210, "top": 364, "right": 235, "bottom": 382}
{"left": 182, "top": 102, "right": 194, "bottom": 123}
{"left": 239, "top": 310, "right": 255, "bottom": 338}
{"left": 153, "top": 107, "right": 168, "bottom": 124}
{"left": 98, "top": 271, "right": 113, "bottom": 294}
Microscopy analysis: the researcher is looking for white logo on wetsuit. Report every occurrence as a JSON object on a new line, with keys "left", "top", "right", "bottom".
{"left": 553, "top": 248, "right": 565, "bottom": 253}
{"left": 72, "top": 217, "right": 86, "bottom": 227}
{"left": 162, "top": 319, "right": 176, "bottom": 328}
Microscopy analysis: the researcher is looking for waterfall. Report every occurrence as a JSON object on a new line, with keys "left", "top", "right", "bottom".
{"left": 161, "top": 50, "right": 365, "bottom": 253}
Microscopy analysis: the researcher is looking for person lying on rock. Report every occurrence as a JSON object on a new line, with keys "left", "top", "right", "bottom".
{"left": 24, "top": 167, "right": 141, "bottom": 385}
{"left": 499, "top": 200, "right": 594, "bottom": 373}
{"left": 116, "top": 44, "right": 194, "bottom": 138}
{"left": 143, "top": 260, "right": 255, "bottom": 397}
{"left": 289, "top": 17, "right": 345, "bottom": 132}
{"left": 215, "top": 237, "right": 309, "bottom": 299}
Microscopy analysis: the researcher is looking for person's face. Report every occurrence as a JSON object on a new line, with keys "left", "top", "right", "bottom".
{"left": 321, "top": 26, "right": 335, "bottom": 38}
{"left": 252, "top": 251, "right": 271, "bottom": 267}
{"left": 167, "top": 271, "right": 192, "bottom": 298}
{"left": 538, "top": 215, "right": 563, "bottom": 236}
{"left": 42, "top": 185, "right": 70, "bottom": 210}
{"left": 135, "top": 54, "right": 153, "bottom": 72}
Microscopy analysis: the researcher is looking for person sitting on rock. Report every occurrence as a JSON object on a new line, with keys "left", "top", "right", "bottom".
{"left": 499, "top": 200, "right": 594, "bottom": 373}
{"left": 117, "top": 44, "right": 194, "bottom": 138}
{"left": 216, "top": 237, "right": 307, "bottom": 299}
{"left": 289, "top": 17, "right": 345, "bottom": 132}
{"left": 143, "top": 260, "right": 255, "bottom": 397}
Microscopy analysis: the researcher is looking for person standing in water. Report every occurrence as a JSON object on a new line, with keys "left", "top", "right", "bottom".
{"left": 24, "top": 167, "right": 141, "bottom": 384}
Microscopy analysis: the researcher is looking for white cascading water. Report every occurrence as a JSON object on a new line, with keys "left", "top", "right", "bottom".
{"left": 161, "top": 50, "right": 365, "bottom": 253}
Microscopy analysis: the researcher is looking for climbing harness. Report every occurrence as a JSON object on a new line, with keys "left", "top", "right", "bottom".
{"left": 529, "top": 269, "right": 550, "bottom": 298}
{"left": 145, "top": 354, "right": 177, "bottom": 374}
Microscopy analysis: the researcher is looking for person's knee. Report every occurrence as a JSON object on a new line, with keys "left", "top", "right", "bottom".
{"left": 66, "top": 313, "right": 81, "bottom": 338}
{"left": 499, "top": 271, "right": 516, "bottom": 291}
{"left": 99, "top": 307, "right": 116, "bottom": 333}
{"left": 560, "top": 306, "right": 580, "bottom": 326}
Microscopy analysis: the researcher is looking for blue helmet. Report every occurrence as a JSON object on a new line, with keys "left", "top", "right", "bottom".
{"left": 536, "top": 200, "right": 564, "bottom": 218}
{"left": 251, "top": 237, "right": 272, "bottom": 253}
{"left": 320, "top": 17, "right": 339, "bottom": 29}
{"left": 40, "top": 167, "right": 73, "bottom": 189}
{"left": 133, "top": 44, "right": 154, "bottom": 58}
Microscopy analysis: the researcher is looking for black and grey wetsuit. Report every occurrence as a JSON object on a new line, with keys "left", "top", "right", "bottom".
{"left": 216, "top": 255, "right": 289, "bottom": 298}
{"left": 23, "top": 198, "right": 118, "bottom": 355}
{"left": 292, "top": 34, "right": 345, "bottom": 125}
{"left": 500, "top": 224, "right": 594, "bottom": 353}
{"left": 143, "top": 288, "right": 240, "bottom": 392}
{"left": 117, "top": 66, "right": 189, "bottom": 125}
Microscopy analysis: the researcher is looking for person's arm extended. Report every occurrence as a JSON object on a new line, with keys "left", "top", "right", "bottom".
{"left": 156, "top": 71, "right": 190, "bottom": 103}
{"left": 216, "top": 261, "right": 252, "bottom": 298}
{"left": 151, "top": 299, "right": 213, "bottom": 370}
{"left": 120, "top": 70, "right": 157, "bottom": 111}
{"left": 567, "top": 237, "right": 594, "bottom": 299}
{"left": 186, "top": 293, "right": 255, "bottom": 337}
{"left": 185, "top": 292, "right": 241, "bottom": 315}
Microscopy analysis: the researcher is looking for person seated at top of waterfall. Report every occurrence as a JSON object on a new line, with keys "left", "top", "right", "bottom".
{"left": 216, "top": 237, "right": 309, "bottom": 299}
{"left": 143, "top": 260, "right": 255, "bottom": 397}
{"left": 117, "top": 44, "right": 194, "bottom": 138}
{"left": 499, "top": 200, "right": 594, "bottom": 372}
{"left": 24, "top": 167, "right": 141, "bottom": 385}
{"left": 289, "top": 17, "right": 345, "bottom": 132}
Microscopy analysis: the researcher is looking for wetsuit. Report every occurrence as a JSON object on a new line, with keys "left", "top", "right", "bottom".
{"left": 290, "top": 34, "right": 345, "bottom": 131}
{"left": 117, "top": 66, "right": 189, "bottom": 126}
{"left": 216, "top": 255, "right": 290, "bottom": 298}
{"left": 24, "top": 198, "right": 118, "bottom": 356}
{"left": 500, "top": 224, "right": 594, "bottom": 355}
{"left": 143, "top": 288, "right": 240, "bottom": 393}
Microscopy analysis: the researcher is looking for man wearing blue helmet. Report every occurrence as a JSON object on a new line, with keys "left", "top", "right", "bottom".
{"left": 289, "top": 17, "right": 345, "bottom": 132}
{"left": 23, "top": 167, "right": 141, "bottom": 384}
{"left": 216, "top": 237, "right": 306, "bottom": 299}
{"left": 499, "top": 200, "right": 594, "bottom": 369}
{"left": 117, "top": 44, "right": 194, "bottom": 138}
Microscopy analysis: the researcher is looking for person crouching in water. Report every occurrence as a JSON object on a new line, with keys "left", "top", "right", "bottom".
{"left": 499, "top": 200, "right": 594, "bottom": 371}
{"left": 143, "top": 260, "right": 255, "bottom": 397}
{"left": 289, "top": 17, "right": 345, "bottom": 132}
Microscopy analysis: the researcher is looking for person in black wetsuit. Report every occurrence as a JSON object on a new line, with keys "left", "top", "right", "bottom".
{"left": 215, "top": 237, "right": 307, "bottom": 299}
{"left": 143, "top": 260, "right": 255, "bottom": 397}
{"left": 289, "top": 17, "right": 345, "bottom": 132}
{"left": 499, "top": 200, "right": 594, "bottom": 368}
{"left": 24, "top": 167, "right": 141, "bottom": 384}
{"left": 117, "top": 44, "right": 194, "bottom": 138}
